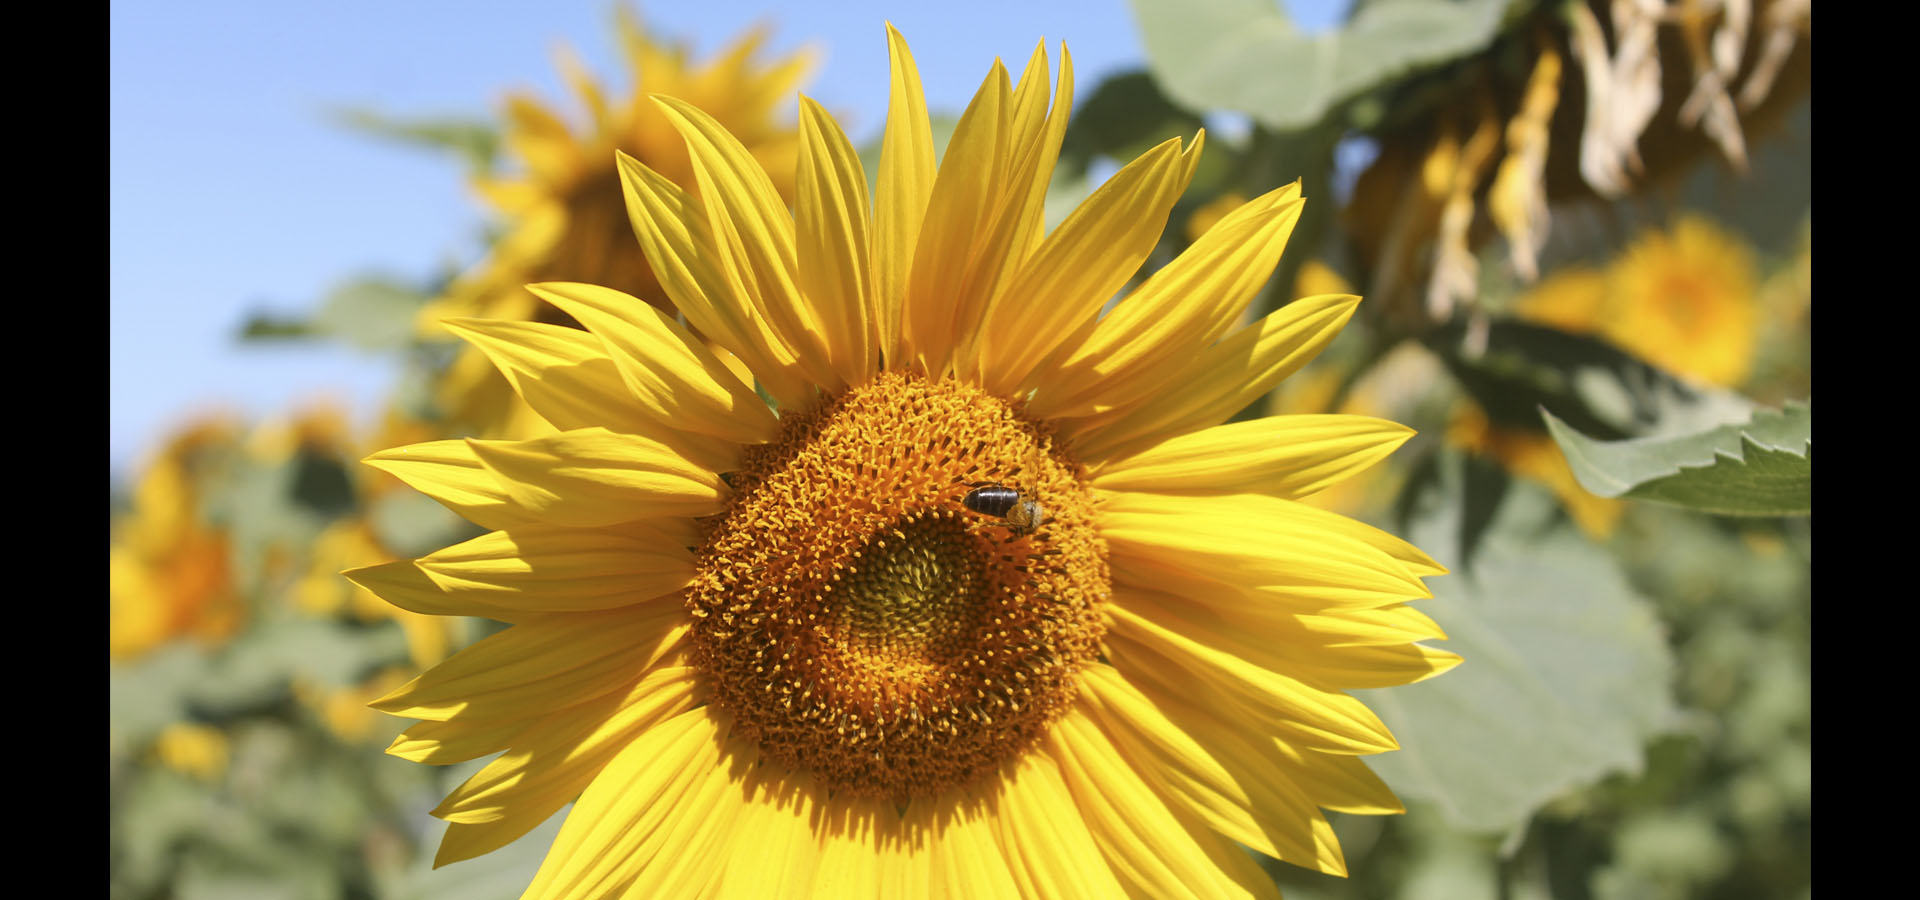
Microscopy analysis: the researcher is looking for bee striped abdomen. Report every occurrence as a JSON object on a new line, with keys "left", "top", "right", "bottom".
{"left": 962, "top": 484, "right": 1022, "bottom": 518}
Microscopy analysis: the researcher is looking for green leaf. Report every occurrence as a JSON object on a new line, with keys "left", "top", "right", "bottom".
{"left": 1362, "top": 453, "right": 1677, "bottom": 835}
{"left": 1057, "top": 70, "right": 1206, "bottom": 179}
{"left": 1542, "top": 402, "right": 1811, "bottom": 517}
{"left": 312, "top": 276, "right": 433, "bottom": 352}
{"left": 237, "top": 312, "right": 317, "bottom": 341}
{"left": 1431, "top": 318, "right": 1758, "bottom": 440}
{"left": 333, "top": 107, "right": 500, "bottom": 169}
{"left": 1129, "top": 0, "right": 1520, "bottom": 131}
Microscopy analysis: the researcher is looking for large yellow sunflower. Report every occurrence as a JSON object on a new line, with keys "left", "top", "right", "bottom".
{"left": 425, "top": 8, "right": 813, "bottom": 439}
{"left": 353, "top": 29, "right": 1455, "bottom": 896}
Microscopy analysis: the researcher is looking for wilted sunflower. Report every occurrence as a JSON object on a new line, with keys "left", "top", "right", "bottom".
{"left": 424, "top": 8, "right": 813, "bottom": 438}
{"left": 354, "top": 29, "right": 1455, "bottom": 896}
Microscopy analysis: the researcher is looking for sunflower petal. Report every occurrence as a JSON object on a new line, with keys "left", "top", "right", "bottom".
{"left": 521, "top": 707, "right": 733, "bottom": 899}
{"left": 468, "top": 428, "right": 726, "bottom": 528}
{"left": 433, "top": 667, "right": 698, "bottom": 826}
{"left": 906, "top": 789, "right": 1023, "bottom": 898}
{"left": 362, "top": 440, "right": 541, "bottom": 532}
{"left": 1049, "top": 708, "right": 1249, "bottom": 899}
{"left": 652, "top": 95, "right": 838, "bottom": 390}
{"left": 874, "top": 23, "right": 935, "bottom": 369}
{"left": 1028, "top": 183, "right": 1304, "bottom": 420}
{"left": 616, "top": 150, "right": 813, "bottom": 407}
{"left": 410, "top": 522, "right": 695, "bottom": 613}
{"left": 795, "top": 95, "right": 878, "bottom": 386}
{"left": 904, "top": 58, "right": 1010, "bottom": 374}
{"left": 1100, "top": 491, "right": 1434, "bottom": 604}
{"left": 710, "top": 769, "right": 822, "bottom": 899}
{"left": 370, "top": 602, "right": 684, "bottom": 722}
{"left": 526, "top": 281, "right": 778, "bottom": 446}
{"left": 977, "top": 133, "right": 1202, "bottom": 395}
{"left": 1067, "top": 293, "right": 1361, "bottom": 462}
{"left": 1106, "top": 605, "right": 1398, "bottom": 755}
{"left": 1092, "top": 414, "right": 1414, "bottom": 500}
{"left": 990, "top": 752, "right": 1128, "bottom": 899}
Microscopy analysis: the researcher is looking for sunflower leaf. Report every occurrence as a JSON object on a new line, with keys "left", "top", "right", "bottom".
{"left": 312, "top": 275, "right": 434, "bottom": 352}
{"left": 1542, "top": 402, "right": 1811, "bottom": 516}
{"left": 1432, "top": 318, "right": 1758, "bottom": 440}
{"left": 1129, "top": 0, "right": 1520, "bottom": 131}
{"left": 1362, "top": 452, "right": 1678, "bottom": 835}
{"left": 331, "top": 107, "right": 500, "bottom": 169}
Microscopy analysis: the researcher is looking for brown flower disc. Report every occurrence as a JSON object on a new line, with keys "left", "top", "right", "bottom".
{"left": 685, "top": 372, "right": 1109, "bottom": 800}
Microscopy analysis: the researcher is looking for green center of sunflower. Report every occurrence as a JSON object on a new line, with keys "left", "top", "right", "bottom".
{"left": 685, "top": 372, "right": 1109, "bottom": 800}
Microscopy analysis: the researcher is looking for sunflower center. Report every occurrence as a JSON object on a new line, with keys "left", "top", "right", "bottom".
{"left": 686, "top": 372, "right": 1109, "bottom": 800}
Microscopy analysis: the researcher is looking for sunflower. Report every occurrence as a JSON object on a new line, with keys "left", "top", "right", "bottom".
{"left": 423, "top": 9, "right": 812, "bottom": 439}
{"left": 353, "top": 29, "right": 1454, "bottom": 896}
{"left": 1599, "top": 215, "right": 1760, "bottom": 387}
{"left": 110, "top": 417, "right": 245, "bottom": 661}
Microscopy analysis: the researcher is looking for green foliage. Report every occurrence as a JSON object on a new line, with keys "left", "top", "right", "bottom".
{"left": 1130, "top": 0, "right": 1521, "bottom": 131}
{"left": 1430, "top": 319, "right": 1758, "bottom": 440}
{"left": 1363, "top": 452, "right": 1677, "bottom": 836}
{"left": 332, "top": 107, "right": 500, "bottom": 170}
{"left": 1544, "top": 403, "right": 1811, "bottom": 517}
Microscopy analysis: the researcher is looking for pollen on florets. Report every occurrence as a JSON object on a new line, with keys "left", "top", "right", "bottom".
{"left": 685, "top": 372, "right": 1108, "bottom": 800}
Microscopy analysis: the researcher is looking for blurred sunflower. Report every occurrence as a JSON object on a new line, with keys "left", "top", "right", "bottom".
{"left": 354, "top": 29, "right": 1454, "bottom": 895}
{"left": 150, "top": 722, "right": 231, "bottom": 782}
{"left": 424, "top": 8, "right": 812, "bottom": 439}
{"left": 1514, "top": 214, "right": 1759, "bottom": 387}
{"left": 110, "top": 417, "right": 245, "bottom": 661}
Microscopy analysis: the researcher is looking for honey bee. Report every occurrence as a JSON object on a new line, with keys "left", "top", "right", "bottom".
{"left": 961, "top": 482, "right": 1046, "bottom": 535}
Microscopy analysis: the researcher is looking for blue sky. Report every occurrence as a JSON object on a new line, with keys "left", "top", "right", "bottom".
{"left": 110, "top": 1, "right": 1343, "bottom": 477}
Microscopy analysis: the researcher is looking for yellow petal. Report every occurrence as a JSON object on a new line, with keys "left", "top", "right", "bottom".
{"left": 468, "top": 428, "right": 726, "bottom": 528}
{"left": 433, "top": 667, "right": 698, "bottom": 826}
{"left": 1116, "top": 587, "right": 1459, "bottom": 691}
{"left": 370, "top": 602, "right": 685, "bottom": 722}
{"left": 616, "top": 150, "right": 813, "bottom": 407}
{"left": 989, "top": 752, "right": 1128, "bottom": 899}
{"left": 1100, "top": 491, "right": 1435, "bottom": 604}
{"left": 527, "top": 282, "right": 778, "bottom": 447}
{"left": 1028, "top": 183, "right": 1303, "bottom": 421}
{"left": 343, "top": 558, "right": 526, "bottom": 623}
{"left": 904, "top": 58, "right": 1010, "bottom": 374}
{"left": 977, "top": 133, "right": 1202, "bottom": 396}
{"left": 813, "top": 793, "right": 926, "bottom": 897}
{"left": 1092, "top": 414, "right": 1413, "bottom": 500}
{"left": 522, "top": 707, "right": 736, "bottom": 899}
{"left": 388, "top": 714, "right": 528, "bottom": 766}
{"left": 1076, "top": 665, "right": 1287, "bottom": 860}
{"left": 439, "top": 316, "right": 658, "bottom": 433}
{"left": 1105, "top": 605, "right": 1398, "bottom": 755}
{"left": 905, "top": 789, "right": 1023, "bottom": 898}
{"left": 794, "top": 95, "right": 877, "bottom": 386}
{"left": 1067, "top": 292, "right": 1360, "bottom": 462}
{"left": 710, "top": 769, "right": 822, "bottom": 899}
{"left": 411, "top": 521, "right": 695, "bottom": 613}
{"left": 1049, "top": 708, "right": 1248, "bottom": 899}
{"left": 652, "top": 94, "right": 838, "bottom": 390}
{"left": 363, "top": 440, "right": 542, "bottom": 532}
{"left": 1122, "top": 671, "right": 1354, "bottom": 874}
{"left": 874, "top": 23, "right": 935, "bottom": 370}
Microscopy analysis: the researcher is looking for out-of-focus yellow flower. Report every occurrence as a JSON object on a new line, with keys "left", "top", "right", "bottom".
{"left": 297, "top": 668, "right": 415, "bottom": 744}
{"left": 1603, "top": 216, "right": 1759, "bottom": 387}
{"left": 110, "top": 418, "right": 245, "bottom": 661}
{"left": 152, "top": 722, "right": 230, "bottom": 782}
{"left": 1182, "top": 190, "right": 1246, "bottom": 243}
{"left": 1516, "top": 216, "right": 1760, "bottom": 387}
{"left": 1448, "top": 403, "right": 1625, "bottom": 539}
{"left": 424, "top": 9, "right": 813, "bottom": 440}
